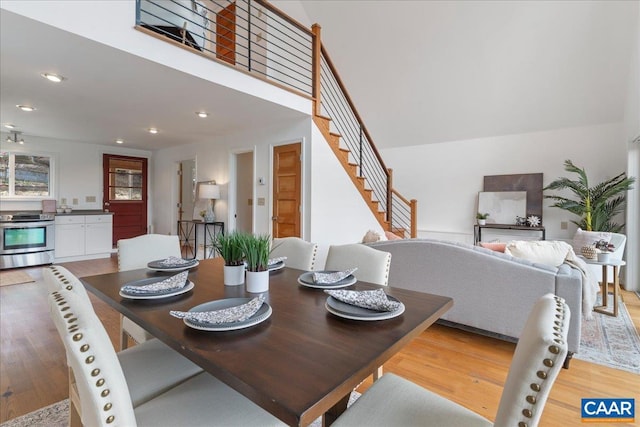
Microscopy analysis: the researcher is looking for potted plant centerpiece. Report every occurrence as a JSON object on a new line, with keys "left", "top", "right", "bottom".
{"left": 240, "top": 233, "right": 271, "bottom": 293}
{"left": 214, "top": 231, "right": 246, "bottom": 286}
{"left": 476, "top": 212, "right": 490, "bottom": 226}
{"left": 595, "top": 239, "right": 615, "bottom": 263}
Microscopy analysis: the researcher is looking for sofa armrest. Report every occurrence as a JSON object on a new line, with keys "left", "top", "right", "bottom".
{"left": 555, "top": 263, "right": 582, "bottom": 353}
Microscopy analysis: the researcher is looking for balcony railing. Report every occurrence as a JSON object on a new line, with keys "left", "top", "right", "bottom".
{"left": 135, "top": 0, "right": 416, "bottom": 237}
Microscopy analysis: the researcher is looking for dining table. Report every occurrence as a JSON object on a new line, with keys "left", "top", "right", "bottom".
{"left": 81, "top": 258, "right": 453, "bottom": 426}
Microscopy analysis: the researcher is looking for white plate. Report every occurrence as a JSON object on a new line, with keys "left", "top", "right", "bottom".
{"left": 147, "top": 259, "right": 199, "bottom": 272}
{"left": 297, "top": 271, "right": 357, "bottom": 289}
{"left": 184, "top": 298, "right": 272, "bottom": 331}
{"left": 325, "top": 295, "right": 405, "bottom": 321}
{"left": 120, "top": 281, "right": 195, "bottom": 300}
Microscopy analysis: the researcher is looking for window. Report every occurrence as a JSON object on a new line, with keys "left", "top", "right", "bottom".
{"left": 0, "top": 152, "right": 54, "bottom": 198}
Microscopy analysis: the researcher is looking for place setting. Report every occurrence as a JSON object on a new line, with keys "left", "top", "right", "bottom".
{"left": 170, "top": 294, "right": 272, "bottom": 331}
{"left": 147, "top": 256, "right": 199, "bottom": 272}
{"left": 324, "top": 288, "right": 405, "bottom": 321}
{"left": 297, "top": 268, "right": 358, "bottom": 289}
{"left": 119, "top": 270, "right": 194, "bottom": 300}
{"left": 267, "top": 256, "right": 287, "bottom": 272}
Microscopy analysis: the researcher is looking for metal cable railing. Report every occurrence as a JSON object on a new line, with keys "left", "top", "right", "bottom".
{"left": 136, "top": 0, "right": 313, "bottom": 96}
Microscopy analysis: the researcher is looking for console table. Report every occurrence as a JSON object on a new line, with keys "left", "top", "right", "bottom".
{"left": 474, "top": 224, "right": 545, "bottom": 245}
{"left": 581, "top": 257, "right": 626, "bottom": 317}
{"left": 177, "top": 220, "right": 224, "bottom": 259}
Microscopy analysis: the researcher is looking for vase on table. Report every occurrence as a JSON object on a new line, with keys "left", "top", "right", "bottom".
{"left": 246, "top": 270, "right": 269, "bottom": 293}
{"left": 597, "top": 252, "right": 611, "bottom": 263}
{"left": 223, "top": 265, "right": 245, "bottom": 286}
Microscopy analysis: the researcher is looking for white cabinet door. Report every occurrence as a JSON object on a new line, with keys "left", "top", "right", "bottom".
{"left": 85, "top": 223, "right": 112, "bottom": 254}
{"left": 55, "top": 224, "right": 85, "bottom": 258}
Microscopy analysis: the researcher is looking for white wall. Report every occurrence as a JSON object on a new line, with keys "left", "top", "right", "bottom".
{"left": 380, "top": 123, "right": 628, "bottom": 243}
{"left": 0, "top": 133, "right": 151, "bottom": 213}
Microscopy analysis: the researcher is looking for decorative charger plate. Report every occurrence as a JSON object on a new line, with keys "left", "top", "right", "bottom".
{"left": 120, "top": 280, "right": 195, "bottom": 300}
{"left": 297, "top": 271, "right": 357, "bottom": 289}
{"left": 184, "top": 298, "right": 272, "bottom": 331}
{"left": 325, "top": 295, "right": 405, "bottom": 321}
{"left": 147, "top": 259, "right": 199, "bottom": 272}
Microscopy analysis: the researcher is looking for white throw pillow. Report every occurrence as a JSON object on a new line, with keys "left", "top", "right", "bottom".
{"left": 505, "top": 240, "right": 572, "bottom": 267}
{"left": 571, "top": 228, "right": 612, "bottom": 253}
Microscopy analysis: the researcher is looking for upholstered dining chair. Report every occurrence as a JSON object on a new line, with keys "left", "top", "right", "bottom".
{"left": 45, "top": 266, "right": 203, "bottom": 408}
{"left": 117, "top": 234, "right": 183, "bottom": 349}
{"left": 324, "top": 244, "right": 392, "bottom": 286}
{"left": 332, "top": 293, "right": 570, "bottom": 427}
{"left": 270, "top": 237, "right": 318, "bottom": 271}
{"left": 49, "top": 289, "right": 285, "bottom": 427}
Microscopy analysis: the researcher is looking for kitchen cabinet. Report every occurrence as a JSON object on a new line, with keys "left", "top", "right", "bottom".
{"left": 55, "top": 214, "right": 113, "bottom": 261}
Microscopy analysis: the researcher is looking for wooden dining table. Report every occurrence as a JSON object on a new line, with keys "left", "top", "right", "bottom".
{"left": 81, "top": 258, "right": 453, "bottom": 426}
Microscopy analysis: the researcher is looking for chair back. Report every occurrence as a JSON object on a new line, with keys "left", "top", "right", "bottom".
{"left": 117, "top": 234, "right": 181, "bottom": 271}
{"left": 49, "top": 289, "right": 138, "bottom": 426}
{"left": 325, "top": 244, "right": 392, "bottom": 286}
{"left": 493, "top": 293, "right": 570, "bottom": 427}
{"left": 271, "top": 237, "right": 318, "bottom": 271}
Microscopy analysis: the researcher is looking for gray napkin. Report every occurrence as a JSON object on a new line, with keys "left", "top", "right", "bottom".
{"left": 159, "top": 256, "right": 196, "bottom": 267}
{"left": 268, "top": 256, "right": 287, "bottom": 266}
{"left": 313, "top": 268, "right": 357, "bottom": 284}
{"left": 121, "top": 271, "right": 189, "bottom": 294}
{"left": 324, "top": 288, "right": 401, "bottom": 312}
{"left": 170, "top": 295, "right": 266, "bottom": 325}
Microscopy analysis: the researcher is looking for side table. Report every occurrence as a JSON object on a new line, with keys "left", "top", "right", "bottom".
{"left": 582, "top": 257, "right": 626, "bottom": 317}
{"left": 177, "top": 220, "right": 224, "bottom": 259}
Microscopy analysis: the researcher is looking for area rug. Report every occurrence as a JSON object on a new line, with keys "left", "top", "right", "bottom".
{"left": 575, "top": 295, "right": 640, "bottom": 374}
{"left": 0, "top": 392, "right": 361, "bottom": 426}
{"left": 0, "top": 270, "right": 35, "bottom": 287}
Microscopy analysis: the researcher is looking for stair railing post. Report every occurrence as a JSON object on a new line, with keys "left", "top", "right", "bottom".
{"left": 410, "top": 199, "right": 418, "bottom": 238}
{"left": 359, "top": 125, "right": 364, "bottom": 177}
{"left": 248, "top": 0, "right": 252, "bottom": 72}
{"left": 311, "top": 24, "right": 322, "bottom": 117}
{"left": 387, "top": 169, "right": 393, "bottom": 227}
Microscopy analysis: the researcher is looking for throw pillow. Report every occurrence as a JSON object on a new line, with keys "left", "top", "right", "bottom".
{"left": 571, "top": 228, "right": 612, "bottom": 253}
{"left": 504, "top": 240, "right": 572, "bottom": 267}
{"left": 362, "top": 230, "right": 384, "bottom": 243}
{"left": 479, "top": 242, "right": 507, "bottom": 252}
{"left": 384, "top": 231, "right": 403, "bottom": 241}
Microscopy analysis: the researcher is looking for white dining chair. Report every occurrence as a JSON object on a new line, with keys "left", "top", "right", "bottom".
{"left": 325, "top": 243, "right": 392, "bottom": 380}
{"left": 325, "top": 243, "right": 392, "bottom": 286}
{"left": 49, "top": 289, "right": 286, "bottom": 427}
{"left": 45, "top": 267, "right": 203, "bottom": 407}
{"left": 333, "top": 293, "right": 570, "bottom": 427}
{"left": 270, "top": 237, "right": 318, "bottom": 271}
{"left": 117, "top": 234, "right": 183, "bottom": 349}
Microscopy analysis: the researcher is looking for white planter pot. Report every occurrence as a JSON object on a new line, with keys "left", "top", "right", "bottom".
{"left": 477, "top": 219, "right": 486, "bottom": 226}
{"left": 246, "top": 270, "right": 269, "bottom": 293}
{"left": 597, "top": 252, "right": 611, "bottom": 263}
{"left": 223, "top": 265, "right": 245, "bottom": 286}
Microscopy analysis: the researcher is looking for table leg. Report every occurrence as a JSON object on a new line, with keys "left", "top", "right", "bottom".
{"left": 322, "top": 393, "right": 350, "bottom": 427}
{"left": 593, "top": 264, "right": 619, "bottom": 317}
{"left": 612, "top": 266, "right": 619, "bottom": 317}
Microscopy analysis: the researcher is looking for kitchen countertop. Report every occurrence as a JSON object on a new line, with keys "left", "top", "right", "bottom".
{"left": 55, "top": 210, "right": 113, "bottom": 216}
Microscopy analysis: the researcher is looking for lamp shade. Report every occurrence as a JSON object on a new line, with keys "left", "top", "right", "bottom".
{"left": 199, "top": 184, "right": 220, "bottom": 200}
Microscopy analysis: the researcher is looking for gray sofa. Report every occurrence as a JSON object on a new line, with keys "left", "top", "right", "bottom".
{"left": 368, "top": 239, "right": 583, "bottom": 361}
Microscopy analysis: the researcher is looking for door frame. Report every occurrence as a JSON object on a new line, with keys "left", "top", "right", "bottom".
{"left": 229, "top": 147, "right": 256, "bottom": 233}
{"left": 269, "top": 139, "right": 306, "bottom": 240}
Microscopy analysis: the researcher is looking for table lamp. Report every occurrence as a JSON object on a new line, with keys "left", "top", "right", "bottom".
{"left": 199, "top": 183, "right": 220, "bottom": 222}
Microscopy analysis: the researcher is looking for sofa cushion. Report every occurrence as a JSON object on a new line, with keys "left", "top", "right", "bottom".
{"left": 571, "top": 228, "right": 611, "bottom": 253}
{"left": 479, "top": 242, "right": 506, "bottom": 252}
{"left": 504, "top": 240, "right": 572, "bottom": 267}
{"left": 384, "top": 231, "right": 403, "bottom": 241}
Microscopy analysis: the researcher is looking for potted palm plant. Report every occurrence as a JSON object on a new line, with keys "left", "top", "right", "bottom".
{"left": 544, "top": 160, "right": 635, "bottom": 232}
{"left": 476, "top": 212, "right": 490, "bottom": 225}
{"left": 240, "top": 233, "right": 271, "bottom": 293}
{"left": 214, "top": 231, "right": 246, "bottom": 286}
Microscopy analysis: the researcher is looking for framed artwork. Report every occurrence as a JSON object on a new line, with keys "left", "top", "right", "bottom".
{"left": 478, "top": 191, "right": 527, "bottom": 225}
{"left": 483, "top": 173, "right": 543, "bottom": 222}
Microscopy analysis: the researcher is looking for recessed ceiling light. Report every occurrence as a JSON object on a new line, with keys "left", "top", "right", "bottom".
{"left": 16, "top": 105, "right": 36, "bottom": 112}
{"left": 3, "top": 124, "right": 15, "bottom": 129}
{"left": 115, "top": 139, "right": 124, "bottom": 144}
{"left": 196, "top": 111, "right": 208, "bottom": 118}
{"left": 41, "top": 73, "right": 65, "bottom": 83}
{"left": 148, "top": 128, "right": 158, "bottom": 134}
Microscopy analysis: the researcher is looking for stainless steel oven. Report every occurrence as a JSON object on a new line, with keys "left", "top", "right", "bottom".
{"left": 0, "top": 213, "right": 55, "bottom": 269}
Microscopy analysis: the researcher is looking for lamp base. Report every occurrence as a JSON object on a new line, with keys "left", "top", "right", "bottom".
{"left": 204, "top": 214, "right": 215, "bottom": 222}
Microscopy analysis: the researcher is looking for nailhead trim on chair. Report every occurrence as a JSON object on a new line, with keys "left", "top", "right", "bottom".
{"left": 53, "top": 292, "right": 118, "bottom": 426}
{"left": 519, "top": 295, "right": 568, "bottom": 424}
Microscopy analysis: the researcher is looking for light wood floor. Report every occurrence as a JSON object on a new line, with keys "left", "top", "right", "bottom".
{"left": 1, "top": 256, "right": 638, "bottom": 426}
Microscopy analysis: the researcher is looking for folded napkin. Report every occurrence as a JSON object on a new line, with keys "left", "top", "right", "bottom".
{"left": 121, "top": 271, "right": 189, "bottom": 295}
{"left": 324, "top": 288, "right": 401, "bottom": 312}
{"left": 170, "top": 295, "right": 266, "bottom": 325}
{"left": 313, "top": 268, "right": 357, "bottom": 284}
{"left": 268, "top": 256, "right": 287, "bottom": 266}
{"left": 158, "top": 256, "right": 196, "bottom": 267}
